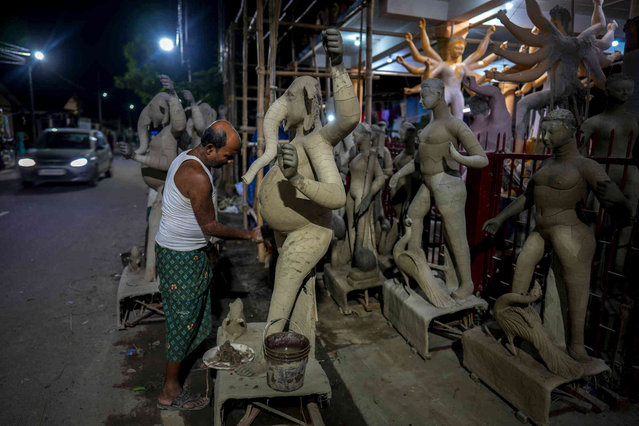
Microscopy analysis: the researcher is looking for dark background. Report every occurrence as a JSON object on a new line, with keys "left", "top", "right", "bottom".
{"left": 0, "top": 0, "right": 224, "bottom": 125}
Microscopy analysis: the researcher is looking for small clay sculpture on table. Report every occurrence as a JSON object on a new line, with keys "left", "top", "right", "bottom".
{"left": 391, "top": 78, "right": 488, "bottom": 304}
{"left": 238, "top": 29, "right": 359, "bottom": 375}
{"left": 483, "top": 108, "right": 633, "bottom": 366}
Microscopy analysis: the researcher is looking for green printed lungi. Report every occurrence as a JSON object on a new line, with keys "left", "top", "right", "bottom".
{"left": 156, "top": 243, "right": 213, "bottom": 362}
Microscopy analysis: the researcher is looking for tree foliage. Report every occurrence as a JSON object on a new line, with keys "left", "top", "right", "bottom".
{"left": 114, "top": 34, "right": 223, "bottom": 107}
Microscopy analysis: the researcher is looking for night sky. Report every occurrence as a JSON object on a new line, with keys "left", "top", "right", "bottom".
{"left": 1, "top": 0, "right": 224, "bottom": 127}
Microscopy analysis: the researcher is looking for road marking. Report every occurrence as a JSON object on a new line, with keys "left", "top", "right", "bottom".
{"left": 0, "top": 211, "right": 9, "bottom": 217}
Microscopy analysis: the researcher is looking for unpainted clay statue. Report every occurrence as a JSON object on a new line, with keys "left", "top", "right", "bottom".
{"left": 346, "top": 123, "right": 385, "bottom": 270}
{"left": 185, "top": 96, "right": 217, "bottom": 149}
{"left": 119, "top": 75, "right": 187, "bottom": 191}
{"left": 483, "top": 108, "right": 633, "bottom": 363}
{"left": 463, "top": 76, "right": 512, "bottom": 152}
{"left": 580, "top": 73, "right": 639, "bottom": 271}
{"left": 119, "top": 75, "right": 187, "bottom": 282}
{"left": 372, "top": 122, "right": 393, "bottom": 177}
{"left": 333, "top": 133, "right": 356, "bottom": 183}
{"left": 239, "top": 29, "right": 359, "bottom": 375}
{"left": 217, "top": 104, "right": 228, "bottom": 121}
{"left": 396, "top": 18, "right": 496, "bottom": 118}
{"left": 391, "top": 78, "right": 489, "bottom": 302}
{"left": 128, "top": 246, "right": 143, "bottom": 273}
{"left": 487, "top": 0, "right": 611, "bottom": 152}
{"left": 219, "top": 298, "right": 247, "bottom": 343}
{"left": 494, "top": 282, "right": 584, "bottom": 380}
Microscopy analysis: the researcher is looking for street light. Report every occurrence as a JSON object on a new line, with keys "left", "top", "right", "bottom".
{"left": 129, "top": 104, "right": 135, "bottom": 110}
{"left": 102, "top": 92, "right": 108, "bottom": 98}
{"left": 159, "top": 38, "right": 174, "bottom": 52}
{"left": 28, "top": 50, "right": 45, "bottom": 141}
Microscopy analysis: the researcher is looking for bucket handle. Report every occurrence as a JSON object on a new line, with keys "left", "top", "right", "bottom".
{"left": 262, "top": 318, "right": 304, "bottom": 352}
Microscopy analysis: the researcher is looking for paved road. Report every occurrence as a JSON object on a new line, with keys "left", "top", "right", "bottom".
{"left": 0, "top": 157, "right": 149, "bottom": 424}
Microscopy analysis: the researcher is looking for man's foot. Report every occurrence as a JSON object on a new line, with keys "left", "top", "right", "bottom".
{"left": 157, "top": 390, "right": 209, "bottom": 411}
{"left": 451, "top": 284, "right": 474, "bottom": 301}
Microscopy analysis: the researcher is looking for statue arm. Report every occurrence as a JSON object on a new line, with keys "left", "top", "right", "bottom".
{"left": 578, "top": 119, "right": 595, "bottom": 154}
{"left": 419, "top": 25, "right": 442, "bottom": 61}
{"left": 497, "top": 10, "right": 545, "bottom": 47}
{"left": 319, "top": 63, "right": 360, "bottom": 146}
{"left": 290, "top": 141, "right": 346, "bottom": 209}
{"left": 191, "top": 104, "right": 206, "bottom": 137}
{"left": 490, "top": 60, "right": 550, "bottom": 83}
{"left": 131, "top": 143, "right": 175, "bottom": 170}
{"left": 168, "top": 93, "right": 187, "bottom": 137}
{"left": 487, "top": 180, "right": 535, "bottom": 227}
{"left": 407, "top": 36, "right": 431, "bottom": 64}
{"left": 383, "top": 148, "right": 393, "bottom": 176}
{"left": 596, "top": 21, "right": 617, "bottom": 50}
{"left": 369, "top": 159, "right": 386, "bottom": 197}
{"left": 463, "top": 27, "right": 495, "bottom": 65}
{"left": 389, "top": 160, "right": 415, "bottom": 190}
{"left": 524, "top": 0, "right": 553, "bottom": 35}
{"left": 584, "top": 159, "right": 633, "bottom": 220}
{"left": 451, "top": 120, "right": 489, "bottom": 169}
{"left": 494, "top": 46, "right": 547, "bottom": 66}
{"left": 466, "top": 52, "right": 499, "bottom": 71}
{"left": 400, "top": 61, "right": 426, "bottom": 75}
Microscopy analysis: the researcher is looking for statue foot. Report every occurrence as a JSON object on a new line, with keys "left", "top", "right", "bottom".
{"left": 235, "top": 351, "right": 266, "bottom": 377}
{"left": 451, "top": 284, "right": 474, "bottom": 301}
{"left": 568, "top": 346, "right": 592, "bottom": 364}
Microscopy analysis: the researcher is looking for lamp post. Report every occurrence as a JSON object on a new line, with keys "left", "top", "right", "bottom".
{"left": 28, "top": 50, "right": 44, "bottom": 141}
{"left": 98, "top": 91, "right": 107, "bottom": 124}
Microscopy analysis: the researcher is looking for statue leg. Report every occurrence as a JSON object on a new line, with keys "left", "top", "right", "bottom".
{"left": 550, "top": 224, "right": 596, "bottom": 361}
{"left": 266, "top": 223, "right": 333, "bottom": 334}
{"left": 430, "top": 174, "right": 474, "bottom": 299}
{"left": 406, "top": 184, "right": 431, "bottom": 251}
{"left": 346, "top": 195, "right": 356, "bottom": 258}
{"left": 511, "top": 230, "right": 546, "bottom": 294}
{"left": 447, "top": 87, "right": 465, "bottom": 120}
{"left": 515, "top": 90, "right": 551, "bottom": 152}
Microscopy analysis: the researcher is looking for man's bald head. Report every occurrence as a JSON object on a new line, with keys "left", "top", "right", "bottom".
{"left": 201, "top": 120, "right": 240, "bottom": 151}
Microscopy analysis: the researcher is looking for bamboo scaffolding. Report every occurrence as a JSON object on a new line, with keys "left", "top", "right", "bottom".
{"left": 242, "top": 1, "right": 249, "bottom": 230}
{"left": 255, "top": 0, "right": 266, "bottom": 262}
{"left": 365, "top": 0, "right": 374, "bottom": 123}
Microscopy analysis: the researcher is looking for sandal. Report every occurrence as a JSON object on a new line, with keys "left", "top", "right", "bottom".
{"left": 157, "top": 390, "right": 209, "bottom": 411}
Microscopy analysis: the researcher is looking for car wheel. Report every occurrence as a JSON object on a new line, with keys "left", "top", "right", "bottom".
{"left": 105, "top": 161, "right": 113, "bottom": 178}
{"left": 88, "top": 168, "right": 99, "bottom": 187}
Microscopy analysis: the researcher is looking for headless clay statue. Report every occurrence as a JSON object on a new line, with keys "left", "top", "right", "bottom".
{"left": 483, "top": 108, "right": 633, "bottom": 363}
{"left": 119, "top": 75, "right": 187, "bottom": 282}
{"left": 580, "top": 73, "right": 639, "bottom": 272}
{"left": 463, "top": 76, "right": 512, "bottom": 152}
{"left": 488, "top": 0, "right": 614, "bottom": 152}
{"left": 346, "top": 123, "right": 385, "bottom": 272}
{"left": 219, "top": 298, "right": 247, "bottom": 343}
{"left": 396, "top": 18, "right": 496, "bottom": 118}
{"left": 392, "top": 78, "right": 488, "bottom": 304}
{"left": 239, "top": 29, "right": 359, "bottom": 375}
{"left": 370, "top": 123, "right": 393, "bottom": 235}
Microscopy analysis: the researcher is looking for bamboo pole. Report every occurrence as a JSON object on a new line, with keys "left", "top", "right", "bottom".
{"left": 268, "top": 0, "right": 282, "bottom": 109}
{"left": 242, "top": 1, "right": 249, "bottom": 230}
{"left": 365, "top": 0, "right": 374, "bottom": 123}
{"left": 256, "top": 0, "right": 266, "bottom": 261}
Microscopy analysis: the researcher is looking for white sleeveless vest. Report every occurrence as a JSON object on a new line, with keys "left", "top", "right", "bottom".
{"left": 155, "top": 151, "right": 216, "bottom": 251}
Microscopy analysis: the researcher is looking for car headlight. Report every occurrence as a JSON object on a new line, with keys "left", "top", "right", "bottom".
{"left": 70, "top": 158, "right": 88, "bottom": 167}
{"left": 18, "top": 158, "right": 36, "bottom": 167}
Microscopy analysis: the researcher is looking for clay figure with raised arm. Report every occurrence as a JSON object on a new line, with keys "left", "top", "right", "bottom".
{"left": 486, "top": 0, "right": 611, "bottom": 152}
{"left": 396, "top": 18, "right": 496, "bottom": 118}
{"left": 392, "top": 78, "right": 488, "bottom": 304}
{"left": 346, "top": 123, "right": 386, "bottom": 265}
{"left": 463, "top": 75, "right": 512, "bottom": 152}
{"left": 239, "top": 29, "right": 359, "bottom": 376}
{"left": 580, "top": 73, "right": 639, "bottom": 272}
{"left": 154, "top": 121, "right": 261, "bottom": 411}
{"left": 119, "top": 75, "right": 187, "bottom": 282}
{"left": 483, "top": 109, "right": 632, "bottom": 365}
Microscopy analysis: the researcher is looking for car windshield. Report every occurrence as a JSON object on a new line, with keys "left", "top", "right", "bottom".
{"left": 35, "top": 132, "right": 91, "bottom": 149}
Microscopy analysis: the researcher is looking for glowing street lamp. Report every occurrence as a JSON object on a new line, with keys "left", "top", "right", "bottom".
{"left": 33, "top": 51, "right": 44, "bottom": 61}
{"left": 102, "top": 92, "right": 108, "bottom": 98}
{"left": 159, "top": 37, "right": 175, "bottom": 52}
{"left": 28, "top": 49, "right": 46, "bottom": 139}
{"left": 129, "top": 104, "right": 135, "bottom": 110}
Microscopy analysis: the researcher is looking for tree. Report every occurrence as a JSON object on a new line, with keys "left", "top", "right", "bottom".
{"left": 114, "top": 34, "right": 222, "bottom": 107}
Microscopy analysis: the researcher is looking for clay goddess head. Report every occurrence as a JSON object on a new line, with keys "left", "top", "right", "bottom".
{"left": 448, "top": 37, "right": 467, "bottom": 60}
{"left": 419, "top": 78, "right": 445, "bottom": 110}
{"left": 540, "top": 109, "right": 577, "bottom": 149}
{"left": 606, "top": 73, "right": 634, "bottom": 104}
{"left": 353, "top": 122, "right": 373, "bottom": 154}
